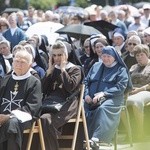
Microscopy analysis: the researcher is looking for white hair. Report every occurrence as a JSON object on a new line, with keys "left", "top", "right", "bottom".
{"left": 15, "top": 50, "right": 33, "bottom": 65}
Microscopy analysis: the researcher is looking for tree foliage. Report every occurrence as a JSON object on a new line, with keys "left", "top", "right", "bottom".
{"left": 10, "top": 0, "right": 26, "bottom": 9}
{"left": 29, "top": 0, "right": 56, "bottom": 10}
{"left": 1, "top": 0, "right": 150, "bottom": 11}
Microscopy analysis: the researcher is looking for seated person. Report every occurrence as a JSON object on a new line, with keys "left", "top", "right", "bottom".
{"left": 127, "top": 44, "right": 150, "bottom": 138}
{"left": 0, "top": 40, "right": 13, "bottom": 66}
{"left": 122, "top": 35, "right": 141, "bottom": 70}
{"left": 84, "top": 46, "right": 130, "bottom": 149}
{"left": 24, "top": 44, "right": 46, "bottom": 79}
{"left": 10, "top": 44, "right": 41, "bottom": 80}
{"left": 84, "top": 36, "right": 108, "bottom": 76}
{"left": 0, "top": 49, "right": 42, "bottom": 150}
{"left": 40, "top": 40, "right": 82, "bottom": 150}
{"left": 80, "top": 38, "right": 90, "bottom": 65}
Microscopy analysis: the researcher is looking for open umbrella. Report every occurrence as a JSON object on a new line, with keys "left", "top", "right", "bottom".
{"left": 133, "top": 2, "right": 150, "bottom": 9}
{"left": 55, "top": 24, "right": 101, "bottom": 40}
{"left": 54, "top": 6, "right": 87, "bottom": 17}
{"left": 0, "top": 8, "right": 21, "bottom": 15}
{"left": 25, "top": 21, "right": 64, "bottom": 45}
{"left": 114, "top": 4, "right": 139, "bottom": 15}
{"left": 84, "top": 20, "right": 118, "bottom": 40}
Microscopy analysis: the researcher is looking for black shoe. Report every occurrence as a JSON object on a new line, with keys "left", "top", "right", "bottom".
{"left": 83, "top": 140, "right": 92, "bottom": 150}
{"left": 89, "top": 140, "right": 99, "bottom": 150}
{"left": 83, "top": 140, "right": 99, "bottom": 150}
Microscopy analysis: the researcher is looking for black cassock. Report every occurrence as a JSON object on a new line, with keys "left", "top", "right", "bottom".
{"left": 0, "top": 73, "right": 42, "bottom": 150}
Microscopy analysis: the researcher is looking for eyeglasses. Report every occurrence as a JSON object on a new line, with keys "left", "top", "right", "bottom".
{"left": 0, "top": 46, "right": 7, "bottom": 50}
{"left": 128, "top": 43, "right": 137, "bottom": 46}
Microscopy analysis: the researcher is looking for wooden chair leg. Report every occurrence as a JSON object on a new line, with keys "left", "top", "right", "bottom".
{"left": 71, "top": 84, "right": 85, "bottom": 150}
{"left": 26, "top": 121, "right": 36, "bottom": 150}
{"left": 37, "top": 119, "right": 45, "bottom": 150}
{"left": 71, "top": 108, "right": 81, "bottom": 150}
{"left": 81, "top": 104, "right": 90, "bottom": 150}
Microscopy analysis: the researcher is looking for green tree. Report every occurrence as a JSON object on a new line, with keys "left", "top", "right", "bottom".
{"left": 10, "top": 0, "right": 26, "bottom": 9}
{"left": 3, "top": 0, "right": 150, "bottom": 11}
{"left": 29, "top": 0, "right": 56, "bottom": 10}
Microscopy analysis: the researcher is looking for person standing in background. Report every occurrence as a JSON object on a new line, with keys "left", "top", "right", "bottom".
{"left": 3, "top": 13, "right": 26, "bottom": 50}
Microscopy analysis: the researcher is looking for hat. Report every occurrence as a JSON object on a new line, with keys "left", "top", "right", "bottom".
{"left": 143, "top": 4, "right": 150, "bottom": 10}
{"left": 93, "top": 38, "right": 108, "bottom": 47}
{"left": 90, "top": 34, "right": 107, "bottom": 46}
{"left": 51, "top": 41, "right": 68, "bottom": 59}
{"left": 114, "top": 32, "right": 125, "bottom": 40}
{"left": 102, "top": 46, "right": 127, "bottom": 68}
{"left": 113, "top": 28, "right": 126, "bottom": 40}
{"left": 102, "top": 46, "right": 117, "bottom": 59}
{"left": 133, "top": 13, "right": 141, "bottom": 18}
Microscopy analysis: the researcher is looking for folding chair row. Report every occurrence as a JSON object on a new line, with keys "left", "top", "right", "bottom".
{"left": 23, "top": 84, "right": 90, "bottom": 150}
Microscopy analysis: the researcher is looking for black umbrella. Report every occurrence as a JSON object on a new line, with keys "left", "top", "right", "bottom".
{"left": 0, "top": 8, "right": 21, "bottom": 15}
{"left": 84, "top": 20, "right": 118, "bottom": 41}
{"left": 55, "top": 24, "right": 101, "bottom": 40}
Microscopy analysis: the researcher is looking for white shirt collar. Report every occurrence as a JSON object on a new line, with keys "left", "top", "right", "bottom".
{"left": 55, "top": 62, "right": 75, "bottom": 70}
{"left": 12, "top": 70, "right": 31, "bottom": 80}
{"left": 3, "top": 54, "right": 13, "bottom": 59}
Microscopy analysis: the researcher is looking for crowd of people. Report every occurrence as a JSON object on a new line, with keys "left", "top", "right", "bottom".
{"left": 0, "top": 3, "right": 150, "bottom": 150}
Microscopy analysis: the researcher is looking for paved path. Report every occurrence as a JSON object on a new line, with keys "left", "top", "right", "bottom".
{"left": 100, "top": 142, "right": 150, "bottom": 150}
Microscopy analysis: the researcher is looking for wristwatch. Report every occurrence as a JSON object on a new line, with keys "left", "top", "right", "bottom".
{"left": 9, "top": 114, "right": 15, "bottom": 119}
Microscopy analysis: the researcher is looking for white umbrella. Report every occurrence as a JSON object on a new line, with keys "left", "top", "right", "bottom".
{"left": 25, "top": 21, "right": 64, "bottom": 45}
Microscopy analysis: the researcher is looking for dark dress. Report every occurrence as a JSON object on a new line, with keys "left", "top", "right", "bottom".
{"left": 40, "top": 62, "right": 82, "bottom": 150}
{"left": 123, "top": 51, "right": 137, "bottom": 70}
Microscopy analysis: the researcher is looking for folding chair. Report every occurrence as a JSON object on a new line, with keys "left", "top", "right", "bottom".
{"left": 114, "top": 94, "right": 133, "bottom": 150}
{"left": 58, "top": 84, "right": 90, "bottom": 150}
{"left": 23, "top": 118, "right": 45, "bottom": 150}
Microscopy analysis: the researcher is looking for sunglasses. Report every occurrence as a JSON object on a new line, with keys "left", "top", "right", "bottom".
{"left": 128, "top": 43, "right": 137, "bottom": 46}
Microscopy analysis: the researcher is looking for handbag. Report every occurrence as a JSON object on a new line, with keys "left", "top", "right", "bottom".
{"left": 41, "top": 89, "right": 80, "bottom": 114}
{"left": 89, "top": 97, "right": 106, "bottom": 110}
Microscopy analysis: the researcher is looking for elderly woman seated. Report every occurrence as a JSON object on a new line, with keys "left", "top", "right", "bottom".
{"left": 127, "top": 44, "right": 150, "bottom": 139}
{"left": 84, "top": 46, "right": 131, "bottom": 149}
